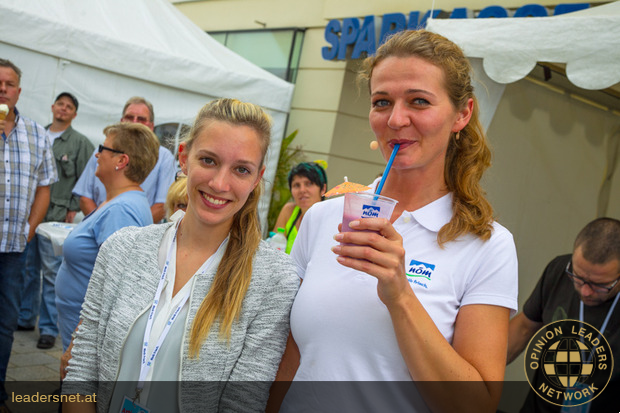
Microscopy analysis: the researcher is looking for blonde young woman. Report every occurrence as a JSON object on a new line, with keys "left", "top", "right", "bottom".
{"left": 275, "top": 30, "right": 518, "bottom": 413}
{"left": 63, "top": 99, "right": 299, "bottom": 412}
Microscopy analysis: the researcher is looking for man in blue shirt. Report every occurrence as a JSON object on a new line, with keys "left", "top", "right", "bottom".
{"left": 0, "top": 58, "right": 57, "bottom": 413}
{"left": 72, "top": 96, "right": 175, "bottom": 223}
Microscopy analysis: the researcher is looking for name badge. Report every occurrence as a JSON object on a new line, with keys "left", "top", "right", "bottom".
{"left": 120, "top": 395, "right": 150, "bottom": 413}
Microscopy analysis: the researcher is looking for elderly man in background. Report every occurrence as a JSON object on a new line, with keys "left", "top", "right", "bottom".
{"left": 72, "top": 96, "right": 175, "bottom": 223}
{"left": 0, "top": 58, "right": 57, "bottom": 413}
{"left": 17, "top": 92, "right": 94, "bottom": 350}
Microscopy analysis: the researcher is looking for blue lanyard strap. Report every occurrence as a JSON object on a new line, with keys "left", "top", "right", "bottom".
{"left": 579, "top": 292, "right": 620, "bottom": 337}
{"left": 136, "top": 220, "right": 188, "bottom": 397}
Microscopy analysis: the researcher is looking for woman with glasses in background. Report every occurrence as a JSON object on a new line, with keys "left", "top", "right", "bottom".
{"left": 55, "top": 123, "right": 159, "bottom": 362}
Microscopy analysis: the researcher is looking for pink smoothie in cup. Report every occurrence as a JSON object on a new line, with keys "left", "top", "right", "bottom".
{"left": 341, "top": 193, "right": 397, "bottom": 242}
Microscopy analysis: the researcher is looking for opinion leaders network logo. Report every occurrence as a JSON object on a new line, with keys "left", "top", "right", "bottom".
{"left": 524, "top": 319, "right": 613, "bottom": 408}
{"left": 361, "top": 204, "right": 380, "bottom": 218}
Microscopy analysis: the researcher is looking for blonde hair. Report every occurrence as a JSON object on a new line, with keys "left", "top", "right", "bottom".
{"left": 184, "top": 98, "right": 272, "bottom": 357}
{"left": 359, "top": 30, "right": 493, "bottom": 245}
{"left": 165, "top": 176, "right": 188, "bottom": 219}
{"left": 103, "top": 123, "right": 159, "bottom": 184}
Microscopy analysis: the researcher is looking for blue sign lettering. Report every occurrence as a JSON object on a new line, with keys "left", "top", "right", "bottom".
{"left": 338, "top": 17, "right": 360, "bottom": 60}
{"left": 323, "top": 3, "right": 591, "bottom": 60}
{"left": 321, "top": 19, "right": 340, "bottom": 60}
{"left": 351, "top": 15, "right": 377, "bottom": 59}
{"left": 514, "top": 4, "right": 549, "bottom": 17}
{"left": 380, "top": 13, "right": 406, "bottom": 45}
{"left": 478, "top": 5, "right": 509, "bottom": 18}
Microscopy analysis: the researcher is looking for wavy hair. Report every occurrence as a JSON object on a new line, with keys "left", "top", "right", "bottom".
{"left": 183, "top": 98, "right": 272, "bottom": 357}
{"left": 358, "top": 29, "right": 494, "bottom": 245}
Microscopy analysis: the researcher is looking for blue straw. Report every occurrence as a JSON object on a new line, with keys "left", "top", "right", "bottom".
{"left": 375, "top": 144, "right": 400, "bottom": 196}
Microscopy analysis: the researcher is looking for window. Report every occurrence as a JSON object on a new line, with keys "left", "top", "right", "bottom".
{"left": 210, "top": 28, "right": 305, "bottom": 83}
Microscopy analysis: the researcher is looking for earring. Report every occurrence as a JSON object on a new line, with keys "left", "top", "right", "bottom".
{"left": 115, "top": 166, "right": 119, "bottom": 171}
{"left": 455, "top": 131, "right": 461, "bottom": 141}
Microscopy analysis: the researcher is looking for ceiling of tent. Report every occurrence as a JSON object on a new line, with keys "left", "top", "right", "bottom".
{"left": 426, "top": 1, "right": 620, "bottom": 91}
{"left": 0, "top": 0, "right": 294, "bottom": 113}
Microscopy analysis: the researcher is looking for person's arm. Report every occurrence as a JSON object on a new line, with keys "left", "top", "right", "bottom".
{"left": 61, "top": 395, "right": 96, "bottom": 413}
{"left": 79, "top": 196, "right": 97, "bottom": 216}
{"left": 27, "top": 186, "right": 50, "bottom": 242}
{"left": 273, "top": 203, "right": 294, "bottom": 233}
{"left": 219, "top": 263, "right": 300, "bottom": 412}
{"left": 60, "top": 320, "right": 83, "bottom": 380}
{"left": 65, "top": 210, "right": 77, "bottom": 223}
{"left": 72, "top": 152, "right": 98, "bottom": 215}
{"left": 333, "top": 218, "right": 513, "bottom": 413}
{"left": 68, "top": 138, "right": 95, "bottom": 216}
{"left": 152, "top": 148, "right": 174, "bottom": 223}
{"left": 266, "top": 333, "right": 300, "bottom": 413}
{"left": 507, "top": 312, "right": 542, "bottom": 364}
{"left": 151, "top": 202, "right": 165, "bottom": 223}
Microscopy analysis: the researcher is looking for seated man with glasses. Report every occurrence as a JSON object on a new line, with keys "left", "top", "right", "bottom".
{"left": 72, "top": 97, "right": 175, "bottom": 223}
{"left": 507, "top": 217, "right": 620, "bottom": 412}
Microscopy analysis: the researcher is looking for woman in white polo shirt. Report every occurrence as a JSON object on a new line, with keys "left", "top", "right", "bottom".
{"left": 275, "top": 29, "right": 518, "bottom": 413}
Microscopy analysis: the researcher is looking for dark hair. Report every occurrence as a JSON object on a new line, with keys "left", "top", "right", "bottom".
{"left": 55, "top": 92, "right": 79, "bottom": 111}
{"left": 287, "top": 162, "right": 328, "bottom": 191}
{"left": 574, "top": 217, "right": 620, "bottom": 265}
{"left": 0, "top": 58, "right": 22, "bottom": 83}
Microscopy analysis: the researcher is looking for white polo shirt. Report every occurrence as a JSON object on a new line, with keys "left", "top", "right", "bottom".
{"left": 281, "top": 186, "right": 518, "bottom": 411}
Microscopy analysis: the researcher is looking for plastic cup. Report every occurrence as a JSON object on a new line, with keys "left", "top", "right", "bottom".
{"left": 341, "top": 192, "right": 398, "bottom": 236}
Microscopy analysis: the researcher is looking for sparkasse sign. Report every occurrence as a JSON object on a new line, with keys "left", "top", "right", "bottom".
{"left": 322, "top": 3, "right": 591, "bottom": 60}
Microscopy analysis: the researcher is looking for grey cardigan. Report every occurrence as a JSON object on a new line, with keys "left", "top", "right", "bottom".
{"left": 64, "top": 222, "right": 300, "bottom": 412}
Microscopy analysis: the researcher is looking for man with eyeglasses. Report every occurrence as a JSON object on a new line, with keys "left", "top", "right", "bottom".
{"left": 72, "top": 96, "right": 175, "bottom": 223}
{"left": 17, "top": 92, "right": 94, "bottom": 351}
{"left": 507, "top": 217, "right": 620, "bottom": 412}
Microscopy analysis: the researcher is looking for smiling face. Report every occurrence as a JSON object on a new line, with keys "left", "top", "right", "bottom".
{"left": 178, "top": 120, "right": 265, "bottom": 234}
{"left": 290, "top": 175, "right": 324, "bottom": 213}
{"left": 368, "top": 56, "right": 472, "bottom": 178}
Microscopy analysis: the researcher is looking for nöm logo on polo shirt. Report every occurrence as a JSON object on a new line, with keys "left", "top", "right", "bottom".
{"left": 406, "top": 259, "right": 436, "bottom": 289}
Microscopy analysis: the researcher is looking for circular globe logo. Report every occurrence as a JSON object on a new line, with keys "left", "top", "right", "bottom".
{"left": 525, "top": 320, "right": 613, "bottom": 407}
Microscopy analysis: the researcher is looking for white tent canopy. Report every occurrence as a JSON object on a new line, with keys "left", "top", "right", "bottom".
{"left": 0, "top": 0, "right": 294, "bottom": 229}
{"left": 427, "top": 1, "right": 620, "bottom": 90}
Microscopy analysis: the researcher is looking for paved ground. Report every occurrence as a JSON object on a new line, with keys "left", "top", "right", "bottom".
{"left": 5, "top": 328, "right": 61, "bottom": 413}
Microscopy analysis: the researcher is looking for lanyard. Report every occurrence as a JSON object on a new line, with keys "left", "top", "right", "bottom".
{"left": 579, "top": 292, "right": 620, "bottom": 336}
{"left": 134, "top": 220, "right": 186, "bottom": 402}
{"left": 563, "top": 294, "right": 619, "bottom": 413}
{"left": 134, "top": 219, "right": 227, "bottom": 403}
